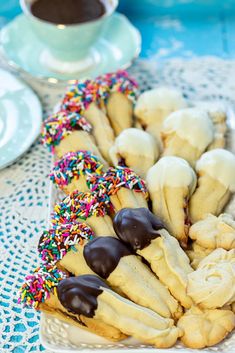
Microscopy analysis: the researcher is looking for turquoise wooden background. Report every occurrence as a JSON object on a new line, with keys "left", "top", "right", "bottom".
{"left": 0, "top": 0, "right": 235, "bottom": 58}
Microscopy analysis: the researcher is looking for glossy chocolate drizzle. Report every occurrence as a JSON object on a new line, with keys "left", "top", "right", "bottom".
{"left": 57, "top": 275, "right": 108, "bottom": 318}
{"left": 113, "top": 208, "right": 166, "bottom": 251}
{"left": 84, "top": 236, "right": 132, "bottom": 279}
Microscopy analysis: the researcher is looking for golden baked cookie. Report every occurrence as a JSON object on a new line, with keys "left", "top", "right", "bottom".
{"left": 186, "top": 242, "right": 212, "bottom": 269}
{"left": 189, "top": 213, "right": 235, "bottom": 250}
{"left": 187, "top": 249, "right": 235, "bottom": 308}
{"left": 177, "top": 306, "right": 235, "bottom": 348}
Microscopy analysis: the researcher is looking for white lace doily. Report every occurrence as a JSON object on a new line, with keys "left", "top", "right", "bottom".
{"left": 1, "top": 57, "right": 235, "bottom": 353}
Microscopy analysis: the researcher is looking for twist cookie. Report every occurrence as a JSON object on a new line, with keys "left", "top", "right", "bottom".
{"left": 109, "top": 128, "right": 159, "bottom": 178}
{"left": 177, "top": 306, "right": 235, "bottom": 348}
{"left": 88, "top": 166, "right": 148, "bottom": 212}
{"left": 192, "top": 101, "right": 227, "bottom": 150}
{"left": 114, "top": 208, "right": 194, "bottom": 308}
{"left": 134, "top": 87, "right": 186, "bottom": 142}
{"left": 84, "top": 236, "right": 182, "bottom": 319}
{"left": 41, "top": 111, "right": 106, "bottom": 165}
{"left": 147, "top": 156, "right": 196, "bottom": 247}
{"left": 57, "top": 274, "right": 182, "bottom": 348}
{"left": 161, "top": 108, "right": 214, "bottom": 166}
{"left": 189, "top": 213, "right": 235, "bottom": 250}
{"left": 198, "top": 248, "right": 235, "bottom": 267}
{"left": 189, "top": 149, "right": 235, "bottom": 223}
{"left": 62, "top": 78, "right": 115, "bottom": 163}
{"left": 187, "top": 249, "right": 235, "bottom": 308}
{"left": 96, "top": 71, "right": 138, "bottom": 135}
{"left": 49, "top": 151, "right": 104, "bottom": 194}
{"left": 52, "top": 191, "right": 116, "bottom": 236}
{"left": 186, "top": 242, "right": 212, "bottom": 269}
{"left": 38, "top": 222, "right": 95, "bottom": 276}
{"left": 18, "top": 265, "right": 125, "bottom": 341}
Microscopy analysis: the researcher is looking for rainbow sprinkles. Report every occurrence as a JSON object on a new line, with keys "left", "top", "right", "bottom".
{"left": 38, "top": 222, "right": 94, "bottom": 264}
{"left": 96, "top": 70, "right": 139, "bottom": 103}
{"left": 52, "top": 191, "right": 112, "bottom": 225}
{"left": 49, "top": 150, "right": 104, "bottom": 187}
{"left": 61, "top": 70, "right": 138, "bottom": 114}
{"left": 88, "top": 166, "right": 149, "bottom": 198}
{"left": 18, "top": 265, "right": 67, "bottom": 309}
{"left": 41, "top": 111, "right": 92, "bottom": 153}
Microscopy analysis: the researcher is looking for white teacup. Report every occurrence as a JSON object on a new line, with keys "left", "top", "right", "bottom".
{"left": 20, "top": 0, "right": 118, "bottom": 72}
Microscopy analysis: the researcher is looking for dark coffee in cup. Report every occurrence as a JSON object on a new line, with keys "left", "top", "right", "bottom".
{"left": 31, "top": 0, "right": 106, "bottom": 25}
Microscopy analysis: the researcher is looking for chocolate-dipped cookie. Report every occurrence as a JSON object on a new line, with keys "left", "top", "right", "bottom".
{"left": 84, "top": 237, "right": 182, "bottom": 318}
{"left": 18, "top": 265, "right": 125, "bottom": 341}
{"left": 114, "top": 208, "right": 194, "bottom": 308}
{"left": 57, "top": 274, "right": 182, "bottom": 348}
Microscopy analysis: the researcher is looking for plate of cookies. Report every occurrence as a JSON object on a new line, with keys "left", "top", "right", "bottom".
{"left": 19, "top": 70, "right": 235, "bottom": 352}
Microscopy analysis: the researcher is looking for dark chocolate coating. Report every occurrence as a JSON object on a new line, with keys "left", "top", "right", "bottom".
{"left": 113, "top": 208, "right": 166, "bottom": 251}
{"left": 57, "top": 275, "right": 109, "bottom": 318}
{"left": 84, "top": 236, "right": 132, "bottom": 279}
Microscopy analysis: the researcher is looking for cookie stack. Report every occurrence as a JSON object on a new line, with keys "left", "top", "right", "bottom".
{"left": 18, "top": 71, "right": 235, "bottom": 349}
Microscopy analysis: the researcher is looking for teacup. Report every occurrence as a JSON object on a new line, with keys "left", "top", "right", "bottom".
{"left": 20, "top": 0, "right": 118, "bottom": 65}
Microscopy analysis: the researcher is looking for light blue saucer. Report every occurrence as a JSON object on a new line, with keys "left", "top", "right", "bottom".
{"left": 0, "top": 13, "right": 141, "bottom": 83}
{"left": 0, "top": 68, "right": 42, "bottom": 169}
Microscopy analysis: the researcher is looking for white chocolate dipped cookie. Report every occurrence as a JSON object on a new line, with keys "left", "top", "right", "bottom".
{"left": 192, "top": 100, "right": 227, "bottom": 149}
{"left": 146, "top": 156, "right": 196, "bottom": 247}
{"left": 109, "top": 128, "right": 159, "bottom": 178}
{"left": 134, "top": 87, "right": 186, "bottom": 141}
{"left": 161, "top": 108, "right": 214, "bottom": 166}
{"left": 189, "top": 149, "right": 235, "bottom": 223}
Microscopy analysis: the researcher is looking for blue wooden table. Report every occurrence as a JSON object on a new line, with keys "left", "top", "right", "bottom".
{"left": 1, "top": 0, "right": 235, "bottom": 59}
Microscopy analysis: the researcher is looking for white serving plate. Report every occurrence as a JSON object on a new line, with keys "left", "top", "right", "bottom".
{"left": 40, "top": 101, "right": 235, "bottom": 352}
{"left": 0, "top": 67, "right": 42, "bottom": 169}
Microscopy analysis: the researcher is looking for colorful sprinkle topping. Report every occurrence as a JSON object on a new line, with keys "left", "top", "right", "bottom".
{"left": 62, "top": 79, "right": 102, "bottom": 113}
{"left": 38, "top": 222, "right": 94, "bottom": 264}
{"left": 18, "top": 264, "right": 67, "bottom": 309}
{"left": 61, "top": 70, "right": 138, "bottom": 114}
{"left": 96, "top": 70, "right": 138, "bottom": 103}
{"left": 41, "top": 110, "right": 92, "bottom": 153}
{"left": 52, "top": 191, "right": 112, "bottom": 225}
{"left": 88, "top": 166, "right": 148, "bottom": 198}
{"left": 49, "top": 151, "right": 104, "bottom": 188}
